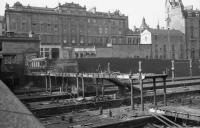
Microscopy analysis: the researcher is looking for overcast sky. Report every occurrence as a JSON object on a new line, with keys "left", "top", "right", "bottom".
{"left": 0, "top": 0, "right": 199, "bottom": 29}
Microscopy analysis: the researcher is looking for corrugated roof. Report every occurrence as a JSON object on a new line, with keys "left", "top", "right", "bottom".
{"left": 0, "top": 81, "right": 45, "bottom": 128}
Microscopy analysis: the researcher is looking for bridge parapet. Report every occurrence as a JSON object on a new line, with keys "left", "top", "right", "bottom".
{"left": 26, "top": 72, "right": 167, "bottom": 80}
{"left": 25, "top": 72, "right": 167, "bottom": 80}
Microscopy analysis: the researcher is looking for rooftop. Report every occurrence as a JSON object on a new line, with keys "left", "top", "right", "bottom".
{"left": 6, "top": 2, "right": 127, "bottom": 19}
{"left": 145, "top": 28, "right": 184, "bottom": 36}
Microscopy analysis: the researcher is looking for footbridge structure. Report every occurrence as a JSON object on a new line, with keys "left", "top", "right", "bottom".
{"left": 25, "top": 71, "right": 167, "bottom": 111}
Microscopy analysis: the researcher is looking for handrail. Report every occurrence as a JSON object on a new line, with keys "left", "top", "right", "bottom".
{"left": 151, "top": 113, "right": 172, "bottom": 128}
{"left": 155, "top": 113, "right": 182, "bottom": 128}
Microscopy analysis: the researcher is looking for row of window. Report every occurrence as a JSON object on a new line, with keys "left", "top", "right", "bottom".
{"left": 154, "top": 44, "right": 184, "bottom": 59}
{"left": 23, "top": 23, "right": 115, "bottom": 35}
{"left": 127, "top": 37, "right": 140, "bottom": 45}
{"left": 40, "top": 52, "right": 50, "bottom": 58}
{"left": 30, "top": 13, "right": 126, "bottom": 26}
{"left": 87, "top": 18, "right": 126, "bottom": 26}
{"left": 27, "top": 61, "right": 46, "bottom": 68}
{"left": 75, "top": 52, "right": 96, "bottom": 58}
{"left": 32, "top": 23, "right": 59, "bottom": 33}
{"left": 187, "top": 12, "right": 200, "bottom": 17}
{"left": 4, "top": 56, "right": 18, "bottom": 64}
{"left": 40, "top": 48, "right": 60, "bottom": 59}
{"left": 41, "top": 35, "right": 60, "bottom": 44}
{"left": 40, "top": 35, "right": 125, "bottom": 45}
{"left": 153, "top": 34, "right": 184, "bottom": 42}
{"left": 10, "top": 21, "right": 125, "bottom": 37}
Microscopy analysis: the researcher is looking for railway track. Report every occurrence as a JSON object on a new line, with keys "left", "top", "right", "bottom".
{"left": 29, "top": 87, "right": 200, "bottom": 118}
{"left": 18, "top": 76, "right": 200, "bottom": 103}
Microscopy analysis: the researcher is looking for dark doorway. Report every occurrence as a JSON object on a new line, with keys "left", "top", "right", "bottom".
{"left": 51, "top": 48, "right": 59, "bottom": 59}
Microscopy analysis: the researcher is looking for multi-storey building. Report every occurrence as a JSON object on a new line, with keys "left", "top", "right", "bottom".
{"left": 5, "top": 2, "right": 129, "bottom": 59}
{"left": 165, "top": 0, "right": 200, "bottom": 60}
{"left": 141, "top": 28, "right": 185, "bottom": 60}
{"left": 0, "top": 16, "right": 4, "bottom": 36}
{"left": 0, "top": 32, "right": 40, "bottom": 89}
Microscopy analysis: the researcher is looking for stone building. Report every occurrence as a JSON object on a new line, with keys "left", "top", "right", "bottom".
{"left": 0, "top": 16, "right": 4, "bottom": 36}
{"left": 0, "top": 33, "right": 40, "bottom": 88}
{"left": 94, "top": 29, "right": 150, "bottom": 58}
{"left": 141, "top": 28, "right": 185, "bottom": 60}
{"left": 0, "top": 33, "right": 40, "bottom": 64}
{"left": 165, "top": 0, "right": 200, "bottom": 60}
{"left": 124, "top": 29, "right": 140, "bottom": 45}
{"left": 5, "top": 2, "right": 128, "bottom": 59}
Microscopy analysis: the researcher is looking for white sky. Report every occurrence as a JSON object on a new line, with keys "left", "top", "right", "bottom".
{"left": 0, "top": 0, "right": 199, "bottom": 29}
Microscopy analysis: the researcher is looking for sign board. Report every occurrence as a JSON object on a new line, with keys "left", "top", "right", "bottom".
{"left": 74, "top": 47, "right": 96, "bottom": 52}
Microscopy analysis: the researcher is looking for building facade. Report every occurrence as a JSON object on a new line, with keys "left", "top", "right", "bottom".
{"left": 124, "top": 29, "right": 140, "bottom": 45}
{"left": 5, "top": 2, "right": 129, "bottom": 59}
{"left": 0, "top": 33, "right": 40, "bottom": 64}
{"left": 141, "top": 29, "right": 185, "bottom": 60}
{"left": 0, "top": 33, "right": 40, "bottom": 89}
{"left": 0, "top": 16, "right": 4, "bottom": 36}
{"left": 165, "top": 0, "right": 200, "bottom": 60}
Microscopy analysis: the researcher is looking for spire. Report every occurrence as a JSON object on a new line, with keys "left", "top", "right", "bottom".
{"left": 178, "top": 0, "right": 184, "bottom": 9}
{"left": 141, "top": 17, "right": 146, "bottom": 25}
{"left": 5, "top": 3, "right": 9, "bottom": 9}
{"left": 157, "top": 21, "right": 160, "bottom": 29}
{"left": 140, "top": 17, "right": 149, "bottom": 31}
{"left": 58, "top": 2, "right": 61, "bottom": 6}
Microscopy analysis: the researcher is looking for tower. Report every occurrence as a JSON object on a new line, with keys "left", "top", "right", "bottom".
{"left": 165, "top": 0, "right": 200, "bottom": 60}
{"left": 165, "top": 0, "right": 185, "bottom": 33}
{"left": 157, "top": 21, "right": 160, "bottom": 29}
{"left": 140, "top": 17, "right": 149, "bottom": 31}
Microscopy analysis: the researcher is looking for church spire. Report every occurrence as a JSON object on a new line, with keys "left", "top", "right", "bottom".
{"left": 157, "top": 21, "right": 160, "bottom": 29}
{"left": 140, "top": 17, "right": 149, "bottom": 31}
